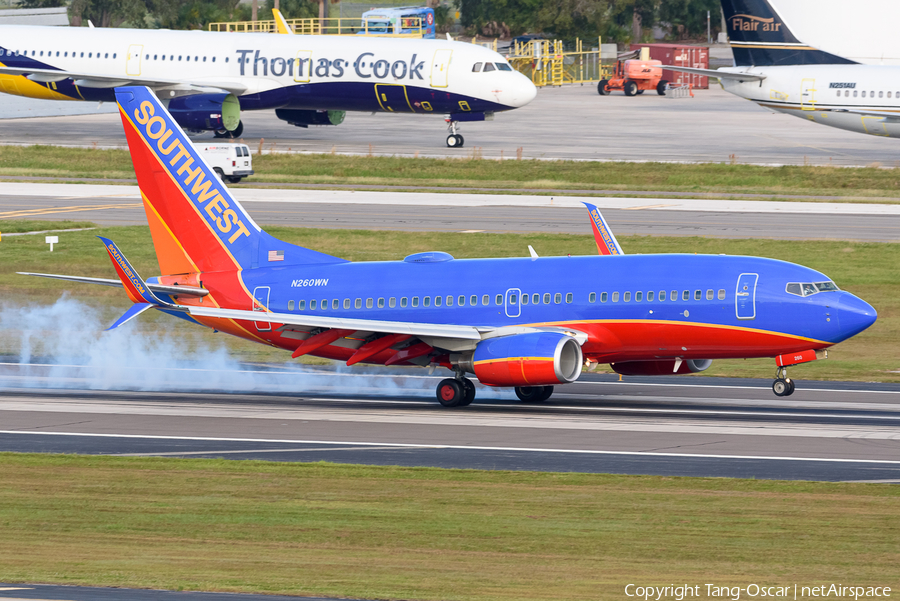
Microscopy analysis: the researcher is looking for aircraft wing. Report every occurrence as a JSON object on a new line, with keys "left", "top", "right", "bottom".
{"left": 661, "top": 65, "right": 766, "bottom": 82}
{"left": 0, "top": 66, "right": 248, "bottom": 95}
{"left": 831, "top": 108, "right": 900, "bottom": 122}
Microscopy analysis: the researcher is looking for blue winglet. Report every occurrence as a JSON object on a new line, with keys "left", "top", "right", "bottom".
{"left": 106, "top": 303, "right": 154, "bottom": 331}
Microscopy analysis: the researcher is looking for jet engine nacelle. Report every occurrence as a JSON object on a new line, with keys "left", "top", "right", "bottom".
{"left": 275, "top": 109, "right": 346, "bottom": 128}
{"left": 611, "top": 359, "right": 713, "bottom": 376}
{"left": 453, "top": 332, "right": 583, "bottom": 387}
{"left": 168, "top": 93, "right": 241, "bottom": 132}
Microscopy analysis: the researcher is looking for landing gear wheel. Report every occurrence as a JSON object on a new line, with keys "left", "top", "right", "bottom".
{"left": 436, "top": 378, "right": 464, "bottom": 407}
{"left": 597, "top": 79, "right": 610, "bottom": 95}
{"left": 656, "top": 79, "right": 668, "bottom": 95}
{"left": 515, "top": 386, "right": 550, "bottom": 403}
{"left": 623, "top": 80, "right": 638, "bottom": 96}
{"left": 213, "top": 167, "right": 225, "bottom": 181}
{"left": 214, "top": 129, "right": 227, "bottom": 138}
{"left": 772, "top": 378, "right": 795, "bottom": 397}
{"left": 446, "top": 134, "right": 464, "bottom": 148}
{"left": 459, "top": 378, "right": 476, "bottom": 406}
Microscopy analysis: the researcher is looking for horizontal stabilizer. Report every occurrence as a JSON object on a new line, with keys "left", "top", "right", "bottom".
{"left": 662, "top": 65, "right": 766, "bottom": 82}
{"left": 106, "top": 303, "right": 154, "bottom": 331}
{"left": 17, "top": 272, "right": 209, "bottom": 297}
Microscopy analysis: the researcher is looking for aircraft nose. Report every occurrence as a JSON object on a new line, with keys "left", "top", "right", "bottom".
{"left": 835, "top": 292, "right": 877, "bottom": 340}
{"left": 505, "top": 73, "right": 537, "bottom": 108}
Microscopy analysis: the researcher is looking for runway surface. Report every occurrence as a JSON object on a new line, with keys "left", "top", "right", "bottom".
{"left": 2, "top": 363, "right": 899, "bottom": 482}
{"left": 1, "top": 86, "right": 897, "bottom": 166}
{"left": 3, "top": 183, "right": 900, "bottom": 241}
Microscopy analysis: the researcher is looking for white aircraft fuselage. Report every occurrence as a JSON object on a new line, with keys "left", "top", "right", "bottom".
{"left": 0, "top": 25, "right": 536, "bottom": 141}
{"left": 720, "top": 64, "right": 900, "bottom": 138}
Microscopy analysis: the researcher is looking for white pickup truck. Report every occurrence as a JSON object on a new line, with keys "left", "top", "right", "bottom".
{"left": 198, "top": 143, "right": 254, "bottom": 183}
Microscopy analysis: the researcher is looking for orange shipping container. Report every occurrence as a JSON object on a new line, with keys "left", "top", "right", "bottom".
{"left": 630, "top": 43, "right": 710, "bottom": 89}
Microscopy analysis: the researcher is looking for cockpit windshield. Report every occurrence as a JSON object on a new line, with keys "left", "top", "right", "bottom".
{"left": 786, "top": 281, "right": 840, "bottom": 297}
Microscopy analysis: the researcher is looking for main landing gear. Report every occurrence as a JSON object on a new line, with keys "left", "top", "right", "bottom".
{"left": 772, "top": 366, "right": 796, "bottom": 397}
{"left": 445, "top": 120, "right": 464, "bottom": 148}
{"left": 515, "top": 386, "right": 554, "bottom": 403}
{"left": 436, "top": 376, "right": 475, "bottom": 407}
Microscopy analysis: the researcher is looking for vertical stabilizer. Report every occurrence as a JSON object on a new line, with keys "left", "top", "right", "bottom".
{"left": 114, "top": 86, "right": 345, "bottom": 276}
{"left": 722, "top": 0, "right": 856, "bottom": 66}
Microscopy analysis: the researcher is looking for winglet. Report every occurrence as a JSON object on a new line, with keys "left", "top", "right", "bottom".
{"left": 273, "top": 9, "right": 294, "bottom": 34}
{"left": 98, "top": 236, "right": 166, "bottom": 305}
{"left": 582, "top": 202, "right": 624, "bottom": 256}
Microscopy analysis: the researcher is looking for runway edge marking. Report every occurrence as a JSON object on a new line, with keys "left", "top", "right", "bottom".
{"left": 2, "top": 431, "right": 900, "bottom": 465}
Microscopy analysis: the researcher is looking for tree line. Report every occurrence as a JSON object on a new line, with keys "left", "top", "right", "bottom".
{"left": 15, "top": 0, "right": 720, "bottom": 41}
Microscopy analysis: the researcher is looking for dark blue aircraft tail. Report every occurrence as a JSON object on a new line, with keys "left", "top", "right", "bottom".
{"left": 722, "top": 0, "right": 856, "bottom": 66}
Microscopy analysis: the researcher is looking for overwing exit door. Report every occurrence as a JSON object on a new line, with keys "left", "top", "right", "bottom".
{"left": 252, "top": 286, "right": 271, "bottom": 331}
{"left": 126, "top": 45, "right": 143, "bottom": 76}
{"left": 735, "top": 273, "right": 758, "bottom": 320}
{"left": 505, "top": 288, "right": 521, "bottom": 318}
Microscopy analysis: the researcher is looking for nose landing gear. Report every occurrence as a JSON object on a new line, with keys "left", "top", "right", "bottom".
{"left": 772, "top": 366, "right": 795, "bottom": 396}
{"left": 445, "top": 119, "right": 464, "bottom": 148}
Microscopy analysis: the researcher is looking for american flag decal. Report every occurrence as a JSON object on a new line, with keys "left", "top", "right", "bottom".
{"left": 268, "top": 250, "right": 284, "bottom": 262}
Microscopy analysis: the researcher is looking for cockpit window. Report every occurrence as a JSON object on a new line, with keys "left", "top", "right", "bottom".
{"left": 786, "top": 281, "right": 840, "bottom": 297}
{"left": 497, "top": 63, "right": 512, "bottom": 71}
{"left": 483, "top": 62, "right": 496, "bottom": 72}
{"left": 472, "top": 62, "right": 482, "bottom": 72}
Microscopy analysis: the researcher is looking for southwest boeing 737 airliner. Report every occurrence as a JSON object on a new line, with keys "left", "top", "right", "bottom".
{"left": 20, "top": 87, "right": 876, "bottom": 404}
{"left": 0, "top": 21, "right": 536, "bottom": 147}
{"left": 664, "top": 0, "right": 900, "bottom": 139}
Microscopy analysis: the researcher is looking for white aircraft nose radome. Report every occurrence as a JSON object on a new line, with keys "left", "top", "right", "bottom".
{"left": 505, "top": 73, "right": 538, "bottom": 108}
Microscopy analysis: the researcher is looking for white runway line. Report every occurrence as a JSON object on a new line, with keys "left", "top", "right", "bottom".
{"left": 3, "top": 430, "right": 900, "bottom": 465}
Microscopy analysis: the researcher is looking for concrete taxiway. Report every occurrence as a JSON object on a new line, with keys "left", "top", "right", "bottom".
{"left": 2, "top": 183, "right": 899, "bottom": 241}
{"left": 1, "top": 364, "right": 899, "bottom": 482}
{"left": 1, "top": 86, "right": 897, "bottom": 166}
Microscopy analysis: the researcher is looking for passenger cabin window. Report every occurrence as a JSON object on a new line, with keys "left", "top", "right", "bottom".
{"left": 483, "top": 63, "right": 496, "bottom": 72}
{"left": 659, "top": 290, "right": 665, "bottom": 301}
{"left": 706, "top": 289, "right": 713, "bottom": 300}
{"left": 532, "top": 293, "right": 539, "bottom": 304}
{"left": 343, "top": 299, "right": 350, "bottom": 309}
{"left": 288, "top": 300, "right": 295, "bottom": 311}
{"left": 299, "top": 300, "right": 306, "bottom": 310}
{"left": 390, "top": 297, "right": 396, "bottom": 308}
{"left": 401, "top": 297, "right": 408, "bottom": 308}
{"left": 332, "top": 299, "right": 339, "bottom": 309}
{"left": 589, "top": 292, "right": 596, "bottom": 303}
{"left": 565, "top": 293, "right": 573, "bottom": 303}
{"left": 482, "top": 294, "right": 489, "bottom": 305}
{"left": 424, "top": 296, "right": 430, "bottom": 307}
{"left": 554, "top": 293, "right": 562, "bottom": 304}
{"left": 470, "top": 295, "right": 477, "bottom": 306}
{"left": 670, "top": 290, "right": 677, "bottom": 301}
{"left": 601, "top": 292, "right": 608, "bottom": 302}
{"left": 412, "top": 296, "right": 419, "bottom": 307}
{"left": 472, "top": 62, "right": 482, "bottom": 72}
{"left": 543, "top": 293, "right": 551, "bottom": 304}
{"left": 457, "top": 295, "right": 465, "bottom": 306}
{"left": 718, "top": 289, "right": 726, "bottom": 300}
{"left": 682, "top": 290, "right": 690, "bottom": 301}
{"left": 521, "top": 293, "right": 528, "bottom": 305}
{"left": 310, "top": 300, "right": 317, "bottom": 309}
{"left": 635, "top": 291, "right": 642, "bottom": 302}
{"left": 355, "top": 298, "right": 362, "bottom": 308}
{"left": 366, "top": 298, "right": 373, "bottom": 308}
{"left": 612, "top": 292, "right": 619, "bottom": 302}
{"left": 647, "top": 291, "right": 654, "bottom": 301}
{"left": 378, "top": 298, "right": 385, "bottom": 308}
{"left": 623, "top": 292, "right": 631, "bottom": 302}
{"left": 496, "top": 294, "right": 503, "bottom": 305}
{"left": 694, "top": 290, "right": 702, "bottom": 300}
{"left": 509, "top": 293, "right": 517, "bottom": 305}
{"left": 445, "top": 295, "right": 453, "bottom": 306}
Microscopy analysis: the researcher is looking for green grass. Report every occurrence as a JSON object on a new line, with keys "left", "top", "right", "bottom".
{"left": 1, "top": 221, "right": 897, "bottom": 380}
{"left": 0, "top": 454, "right": 897, "bottom": 600}
{"left": 3, "top": 144, "right": 900, "bottom": 199}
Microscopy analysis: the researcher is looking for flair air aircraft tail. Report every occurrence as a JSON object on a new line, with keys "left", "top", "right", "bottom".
{"left": 117, "top": 86, "right": 346, "bottom": 277}
{"left": 722, "top": 0, "right": 855, "bottom": 66}
{"left": 19, "top": 86, "right": 878, "bottom": 405}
